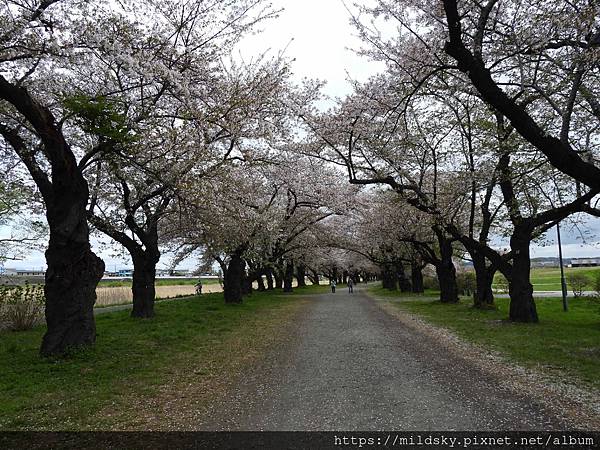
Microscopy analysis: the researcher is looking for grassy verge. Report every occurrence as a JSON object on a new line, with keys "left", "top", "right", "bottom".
{"left": 492, "top": 266, "right": 600, "bottom": 292}
{"left": 0, "top": 285, "right": 320, "bottom": 430}
{"left": 368, "top": 285, "right": 600, "bottom": 389}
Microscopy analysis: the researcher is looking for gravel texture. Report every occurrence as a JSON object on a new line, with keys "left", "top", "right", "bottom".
{"left": 197, "top": 290, "right": 575, "bottom": 431}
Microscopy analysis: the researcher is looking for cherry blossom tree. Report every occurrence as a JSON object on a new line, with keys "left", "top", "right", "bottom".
{"left": 0, "top": 0, "right": 278, "bottom": 353}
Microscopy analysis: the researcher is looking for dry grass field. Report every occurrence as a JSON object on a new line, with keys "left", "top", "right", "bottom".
{"left": 95, "top": 284, "right": 223, "bottom": 308}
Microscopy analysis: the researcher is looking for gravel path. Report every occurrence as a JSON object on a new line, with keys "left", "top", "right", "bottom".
{"left": 198, "top": 290, "right": 568, "bottom": 430}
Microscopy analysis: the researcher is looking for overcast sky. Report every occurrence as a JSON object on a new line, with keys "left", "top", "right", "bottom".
{"left": 3, "top": 0, "right": 600, "bottom": 270}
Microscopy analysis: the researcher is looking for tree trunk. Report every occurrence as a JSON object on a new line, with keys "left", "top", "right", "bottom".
{"left": 224, "top": 251, "right": 245, "bottom": 304}
{"left": 131, "top": 252, "right": 159, "bottom": 318}
{"left": 41, "top": 189, "right": 105, "bottom": 356}
{"left": 436, "top": 234, "right": 459, "bottom": 303}
{"left": 273, "top": 267, "right": 283, "bottom": 289}
{"left": 283, "top": 260, "right": 294, "bottom": 293}
{"left": 256, "top": 270, "right": 266, "bottom": 291}
{"left": 411, "top": 262, "right": 424, "bottom": 293}
{"left": 266, "top": 268, "right": 274, "bottom": 290}
{"left": 381, "top": 264, "right": 397, "bottom": 290}
{"left": 508, "top": 230, "right": 538, "bottom": 322}
{"left": 42, "top": 237, "right": 104, "bottom": 357}
{"left": 397, "top": 263, "right": 411, "bottom": 292}
{"left": 242, "top": 269, "right": 253, "bottom": 296}
{"left": 296, "top": 264, "right": 307, "bottom": 287}
{"left": 308, "top": 269, "right": 320, "bottom": 285}
{"left": 472, "top": 252, "right": 495, "bottom": 309}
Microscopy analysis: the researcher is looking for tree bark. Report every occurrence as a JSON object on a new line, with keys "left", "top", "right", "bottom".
{"left": 411, "top": 261, "right": 424, "bottom": 293}
{"left": 38, "top": 142, "right": 105, "bottom": 355}
{"left": 472, "top": 252, "right": 495, "bottom": 308}
{"left": 131, "top": 251, "right": 159, "bottom": 318}
{"left": 397, "top": 263, "right": 411, "bottom": 292}
{"left": 381, "top": 264, "right": 397, "bottom": 290}
{"left": 296, "top": 264, "right": 307, "bottom": 287}
{"left": 508, "top": 230, "right": 538, "bottom": 322}
{"left": 265, "top": 268, "right": 274, "bottom": 290}
{"left": 435, "top": 232, "right": 459, "bottom": 303}
{"left": 42, "top": 235, "right": 104, "bottom": 357}
{"left": 256, "top": 270, "right": 266, "bottom": 291}
{"left": 273, "top": 267, "right": 283, "bottom": 289}
{"left": 242, "top": 269, "right": 253, "bottom": 296}
{"left": 283, "top": 260, "right": 294, "bottom": 293}
{"left": 224, "top": 250, "right": 245, "bottom": 304}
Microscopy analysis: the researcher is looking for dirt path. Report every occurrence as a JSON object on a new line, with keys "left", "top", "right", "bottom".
{"left": 197, "top": 290, "right": 569, "bottom": 430}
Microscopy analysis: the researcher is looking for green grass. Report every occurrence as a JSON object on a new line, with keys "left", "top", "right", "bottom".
{"left": 0, "top": 285, "right": 322, "bottom": 430}
{"left": 492, "top": 266, "right": 600, "bottom": 292}
{"left": 369, "top": 285, "right": 600, "bottom": 389}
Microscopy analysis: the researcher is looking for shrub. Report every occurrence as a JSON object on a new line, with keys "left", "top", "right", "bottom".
{"left": 0, "top": 282, "right": 45, "bottom": 331}
{"left": 566, "top": 272, "right": 589, "bottom": 298}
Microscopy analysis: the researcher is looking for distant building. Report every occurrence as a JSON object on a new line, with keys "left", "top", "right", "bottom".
{"left": 169, "top": 269, "right": 191, "bottom": 277}
{"left": 16, "top": 269, "right": 45, "bottom": 276}
{"left": 569, "top": 258, "right": 600, "bottom": 267}
{"left": 117, "top": 269, "right": 133, "bottom": 277}
{"left": 0, "top": 267, "right": 18, "bottom": 275}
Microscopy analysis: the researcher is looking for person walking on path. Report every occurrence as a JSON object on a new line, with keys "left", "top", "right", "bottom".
{"left": 348, "top": 277, "right": 354, "bottom": 293}
{"left": 330, "top": 279, "right": 336, "bottom": 293}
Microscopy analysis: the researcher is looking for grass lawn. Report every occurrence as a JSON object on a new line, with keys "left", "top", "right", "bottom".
{"left": 492, "top": 266, "right": 600, "bottom": 292}
{"left": 0, "top": 285, "right": 323, "bottom": 430}
{"left": 368, "top": 285, "right": 600, "bottom": 389}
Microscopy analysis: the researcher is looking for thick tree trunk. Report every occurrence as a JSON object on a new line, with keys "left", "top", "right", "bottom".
{"left": 224, "top": 251, "right": 245, "bottom": 304}
{"left": 434, "top": 230, "right": 459, "bottom": 303}
{"left": 41, "top": 190, "right": 104, "bottom": 356}
{"left": 397, "top": 263, "right": 411, "bottom": 292}
{"left": 131, "top": 252, "right": 159, "bottom": 318}
{"left": 296, "top": 264, "right": 307, "bottom": 287}
{"left": 508, "top": 231, "right": 538, "bottom": 322}
{"left": 283, "top": 260, "right": 294, "bottom": 293}
{"left": 472, "top": 252, "right": 495, "bottom": 309}
{"left": 42, "top": 238, "right": 104, "bottom": 357}
{"left": 411, "top": 262, "right": 424, "bottom": 293}
{"left": 381, "top": 264, "right": 397, "bottom": 290}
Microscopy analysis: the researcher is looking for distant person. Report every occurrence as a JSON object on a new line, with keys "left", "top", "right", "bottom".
{"left": 330, "top": 279, "right": 336, "bottom": 293}
{"left": 348, "top": 277, "right": 354, "bottom": 293}
{"left": 195, "top": 279, "right": 203, "bottom": 295}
